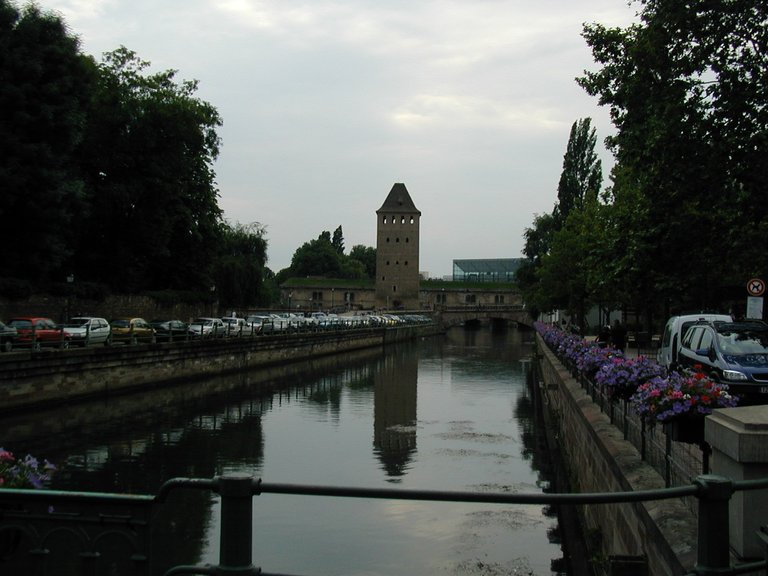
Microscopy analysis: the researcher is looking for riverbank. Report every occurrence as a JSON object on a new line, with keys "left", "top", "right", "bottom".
{"left": 535, "top": 332, "right": 697, "bottom": 574}
{"left": 0, "top": 323, "right": 443, "bottom": 413}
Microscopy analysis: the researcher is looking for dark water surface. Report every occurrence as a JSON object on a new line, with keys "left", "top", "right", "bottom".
{"left": 2, "top": 326, "right": 567, "bottom": 575}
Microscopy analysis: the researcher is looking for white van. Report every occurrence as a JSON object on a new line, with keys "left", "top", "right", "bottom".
{"left": 657, "top": 313, "right": 733, "bottom": 370}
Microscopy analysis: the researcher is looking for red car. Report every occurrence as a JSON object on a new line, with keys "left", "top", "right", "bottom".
{"left": 7, "top": 317, "right": 71, "bottom": 350}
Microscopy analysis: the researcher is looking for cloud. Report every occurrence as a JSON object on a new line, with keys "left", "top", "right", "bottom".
{"left": 41, "top": 0, "right": 637, "bottom": 275}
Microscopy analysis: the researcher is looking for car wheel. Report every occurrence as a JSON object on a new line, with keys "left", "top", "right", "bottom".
{"left": 130, "top": 335, "right": 138, "bottom": 345}
{"left": 2, "top": 340, "right": 12, "bottom": 353}
{"left": 60, "top": 339, "right": 70, "bottom": 350}
{"left": 104, "top": 336, "right": 112, "bottom": 347}
{"left": 33, "top": 340, "right": 42, "bottom": 352}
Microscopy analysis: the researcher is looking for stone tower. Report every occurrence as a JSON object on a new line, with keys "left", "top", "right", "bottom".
{"left": 375, "top": 183, "right": 421, "bottom": 309}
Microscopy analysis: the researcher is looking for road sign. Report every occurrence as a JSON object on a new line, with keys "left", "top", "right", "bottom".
{"left": 747, "top": 278, "right": 765, "bottom": 297}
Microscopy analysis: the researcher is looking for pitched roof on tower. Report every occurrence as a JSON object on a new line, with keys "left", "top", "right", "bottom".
{"left": 377, "top": 183, "right": 421, "bottom": 215}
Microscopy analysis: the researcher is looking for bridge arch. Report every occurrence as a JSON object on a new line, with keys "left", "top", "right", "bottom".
{"left": 435, "top": 306, "right": 534, "bottom": 329}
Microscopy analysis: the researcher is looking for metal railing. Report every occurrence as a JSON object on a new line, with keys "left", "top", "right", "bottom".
{"left": 2, "top": 474, "right": 767, "bottom": 575}
{"left": 541, "top": 341, "right": 715, "bottom": 498}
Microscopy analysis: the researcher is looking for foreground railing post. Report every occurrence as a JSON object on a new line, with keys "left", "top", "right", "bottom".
{"left": 217, "top": 474, "right": 258, "bottom": 575}
{"left": 694, "top": 474, "right": 733, "bottom": 574}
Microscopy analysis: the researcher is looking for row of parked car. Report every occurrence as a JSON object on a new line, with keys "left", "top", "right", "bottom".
{"left": 657, "top": 313, "right": 768, "bottom": 403}
{"left": 0, "top": 312, "right": 434, "bottom": 352}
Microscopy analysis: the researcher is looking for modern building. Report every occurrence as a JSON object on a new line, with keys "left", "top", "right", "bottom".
{"left": 375, "top": 183, "right": 421, "bottom": 309}
{"left": 452, "top": 258, "right": 523, "bottom": 283}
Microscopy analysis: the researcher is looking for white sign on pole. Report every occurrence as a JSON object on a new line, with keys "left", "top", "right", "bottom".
{"left": 746, "top": 296, "right": 764, "bottom": 320}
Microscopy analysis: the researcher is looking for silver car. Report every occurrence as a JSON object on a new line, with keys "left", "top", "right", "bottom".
{"left": 188, "top": 317, "right": 226, "bottom": 338}
{"left": 65, "top": 317, "right": 112, "bottom": 347}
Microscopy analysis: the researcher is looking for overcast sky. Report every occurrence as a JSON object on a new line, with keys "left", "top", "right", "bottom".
{"left": 43, "top": 0, "right": 638, "bottom": 277}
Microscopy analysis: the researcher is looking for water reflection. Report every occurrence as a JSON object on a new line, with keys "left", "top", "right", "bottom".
{"left": 374, "top": 343, "right": 418, "bottom": 480}
{"left": 2, "top": 326, "right": 569, "bottom": 575}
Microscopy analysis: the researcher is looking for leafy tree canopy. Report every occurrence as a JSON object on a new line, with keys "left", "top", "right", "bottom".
{"left": 278, "top": 228, "right": 375, "bottom": 283}
{"left": 75, "top": 46, "right": 224, "bottom": 293}
{"left": 0, "top": 0, "right": 95, "bottom": 280}
{"left": 577, "top": 0, "right": 768, "bottom": 317}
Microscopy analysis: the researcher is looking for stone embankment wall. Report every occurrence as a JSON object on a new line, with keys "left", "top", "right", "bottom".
{"left": 536, "top": 333, "right": 698, "bottom": 576}
{"left": 0, "top": 325, "right": 438, "bottom": 413}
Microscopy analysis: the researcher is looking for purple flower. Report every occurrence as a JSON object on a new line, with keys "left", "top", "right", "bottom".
{"left": 629, "top": 369, "right": 739, "bottom": 424}
{"left": 0, "top": 447, "right": 55, "bottom": 489}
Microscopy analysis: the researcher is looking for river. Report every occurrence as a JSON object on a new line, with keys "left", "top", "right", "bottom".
{"left": 1, "top": 325, "right": 570, "bottom": 575}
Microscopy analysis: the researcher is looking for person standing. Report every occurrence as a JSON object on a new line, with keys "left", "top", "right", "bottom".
{"left": 610, "top": 320, "right": 627, "bottom": 352}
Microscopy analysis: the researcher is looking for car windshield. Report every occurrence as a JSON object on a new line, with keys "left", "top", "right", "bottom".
{"left": 193, "top": 319, "right": 214, "bottom": 325}
{"left": 716, "top": 330, "right": 768, "bottom": 355}
{"left": 71, "top": 318, "right": 90, "bottom": 326}
{"left": 8, "top": 319, "right": 32, "bottom": 329}
{"left": 111, "top": 320, "right": 129, "bottom": 328}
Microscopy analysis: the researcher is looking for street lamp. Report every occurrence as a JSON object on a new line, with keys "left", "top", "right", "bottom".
{"left": 66, "top": 274, "right": 75, "bottom": 320}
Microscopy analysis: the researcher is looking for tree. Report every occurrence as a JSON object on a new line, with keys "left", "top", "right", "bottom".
{"left": 332, "top": 225, "right": 345, "bottom": 255}
{"left": 578, "top": 0, "right": 768, "bottom": 315}
{"left": 349, "top": 245, "right": 376, "bottom": 279}
{"left": 516, "top": 213, "right": 557, "bottom": 319}
{"left": 281, "top": 228, "right": 372, "bottom": 281}
{"left": 75, "top": 47, "right": 223, "bottom": 292}
{"left": 215, "top": 222, "right": 269, "bottom": 308}
{"left": 516, "top": 117, "right": 603, "bottom": 326}
{"left": 0, "top": 1, "right": 95, "bottom": 282}
{"left": 289, "top": 232, "right": 344, "bottom": 278}
{"left": 555, "top": 118, "right": 602, "bottom": 227}
{"left": 536, "top": 206, "right": 600, "bottom": 327}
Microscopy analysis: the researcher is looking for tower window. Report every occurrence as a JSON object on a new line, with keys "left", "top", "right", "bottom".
{"left": 392, "top": 285, "right": 397, "bottom": 293}
{"left": 383, "top": 216, "right": 387, "bottom": 224}
{"left": 410, "top": 216, "right": 414, "bottom": 224}
{"left": 401, "top": 216, "right": 405, "bottom": 224}
{"left": 396, "top": 237, "right": 400, "bottom": 243}
{"left": 405, "top": 237, "right": 409, "bottom": 243}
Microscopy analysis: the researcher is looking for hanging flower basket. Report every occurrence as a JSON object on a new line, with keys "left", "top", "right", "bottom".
{"left": 663, "top": 416, "right": 706, "bottom": 444}
{"left": 594, "top": 356, "right": 667, "bottom": 401}
{"left": 630, "top": 366, "right": 739, "bottom": 431}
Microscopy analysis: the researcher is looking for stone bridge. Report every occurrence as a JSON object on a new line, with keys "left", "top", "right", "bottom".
{"left": 434, "top": 305, "right": 534, "bottom": 328}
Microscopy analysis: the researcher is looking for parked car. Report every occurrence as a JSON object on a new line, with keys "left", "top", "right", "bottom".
{"left": 245, "top": 314, "right": 276, "bottom": 334}
{"left": 150, "top": 319, "right": 189, "bottom": 342}
{"left": 110, "top": 317, "right": 156, "bottom": 344}
{"left": 65, "top": 317, "right": 112, "bottom": 347}
{"left": 0, "top": 321, "right": 18, "bottom": 352}
{"left": 677, "top": 320, "right": 768, "bottom": 403}
{"left": 657, "top": 313, "right": 733, "bottom": 370}
{"left": 7, "top": 317, "right": 71, "bottom": 350}
{"left": 188, "top": 317, "right": 226, "bottom": 338}
{"left": 221, "top": 317, "right": 254, "bottom": 337}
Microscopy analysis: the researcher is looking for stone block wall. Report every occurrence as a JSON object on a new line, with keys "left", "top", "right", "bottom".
{"left": 0, "top": 326, "right": 436, "bottom": 413}
{"left": 536, "top": 334, "right": 697, "bottom": 575}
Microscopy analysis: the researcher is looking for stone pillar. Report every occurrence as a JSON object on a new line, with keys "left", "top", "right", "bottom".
{"left": 706, "top": 406, "right": 768, "bottom": 559}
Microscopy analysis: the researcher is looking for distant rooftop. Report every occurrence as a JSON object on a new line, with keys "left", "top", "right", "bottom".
{"left": 377, "top": 183, "right": 421, "bottom": 214}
